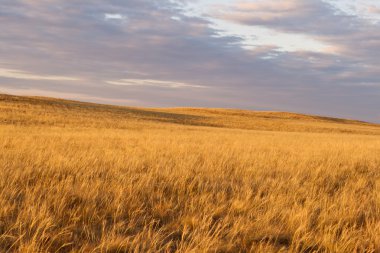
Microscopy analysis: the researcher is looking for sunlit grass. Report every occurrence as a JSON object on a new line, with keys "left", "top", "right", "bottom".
{"left": 1, "top": 94, "right": 380, "bottom": 252}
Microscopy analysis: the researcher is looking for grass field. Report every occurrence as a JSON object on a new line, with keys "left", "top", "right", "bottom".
{"left": 1, "top": 93, "right": 380, "bottom": 252}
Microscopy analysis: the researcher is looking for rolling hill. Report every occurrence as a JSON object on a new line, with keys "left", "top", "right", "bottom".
{"left": 0, "top": 93, "right": 380, "bottom": 252}
{"left": 1, "top": 94, "right": 379, "bottom": 134}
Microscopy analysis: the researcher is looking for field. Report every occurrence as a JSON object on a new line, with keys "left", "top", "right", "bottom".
{"left": 1, "top": 93, "right": 380, "bottom": 252}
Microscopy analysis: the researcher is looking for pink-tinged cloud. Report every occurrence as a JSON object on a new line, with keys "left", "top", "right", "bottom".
{"left": 368, "top": 6, "right": 380, "bottom": 14}
{"left": 218, "top": 0, "right": 309, "bottom": 23}
{"left": 107, "top": 79, "right": 206, "bottom": 89}
{"left": 0, "top": 0, "right": 379, "bottom": 122}
{"left": 0, "top": 68, "right": 80, "bottom": 81}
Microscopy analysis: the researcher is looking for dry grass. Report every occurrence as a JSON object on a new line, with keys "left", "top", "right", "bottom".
{"left": 1, "top": 94, "right": 380, "bottom": 252}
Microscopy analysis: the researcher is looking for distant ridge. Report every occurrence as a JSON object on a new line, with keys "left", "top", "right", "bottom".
{"left": 1, "top": 93, "right": 379, "bottom": 135}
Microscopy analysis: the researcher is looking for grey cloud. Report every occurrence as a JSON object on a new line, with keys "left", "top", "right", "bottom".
{"left": 368, "top": 5, "right": 380, "bottom": 14}
{"left": 214, "top": 0, "right": 357, "bottom": 35}
{"left": 0, "top": 0, "right": 379, "bottom": 122}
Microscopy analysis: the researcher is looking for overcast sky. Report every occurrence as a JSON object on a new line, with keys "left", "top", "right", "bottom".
{"left": 1, "top": 0, "right": 380, "bottom": 122}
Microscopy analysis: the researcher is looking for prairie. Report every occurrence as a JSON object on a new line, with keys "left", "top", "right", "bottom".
{"left": 0, "top": 94, "right": 380, "bottom": 252}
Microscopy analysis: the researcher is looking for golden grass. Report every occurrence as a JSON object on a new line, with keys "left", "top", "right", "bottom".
{"left": 1, "top": 94, "right": 380, "bottom": 252}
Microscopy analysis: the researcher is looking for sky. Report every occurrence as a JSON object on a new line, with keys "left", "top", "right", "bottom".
{"left": 1, "top": 0, "right": 380, "bottom": 122}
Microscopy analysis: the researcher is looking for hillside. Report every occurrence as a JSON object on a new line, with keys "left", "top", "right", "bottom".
{"left": 0, "top": 93, "right": 380, "bottom": 252}
{"left": 1, "top": 94, "right": 379, "bottom": 134}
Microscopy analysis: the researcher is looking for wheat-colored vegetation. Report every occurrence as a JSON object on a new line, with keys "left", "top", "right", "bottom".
{"left": 1, "top": 93, "right": 380, "bottom": 252}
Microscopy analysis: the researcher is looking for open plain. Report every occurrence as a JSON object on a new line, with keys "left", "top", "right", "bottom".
{"left": 0, "top": 94, "right": 380, "bottom": 252}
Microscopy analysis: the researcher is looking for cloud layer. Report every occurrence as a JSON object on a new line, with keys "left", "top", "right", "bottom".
{"left": 0, "top": 0, "right": 379, "bottom": 122}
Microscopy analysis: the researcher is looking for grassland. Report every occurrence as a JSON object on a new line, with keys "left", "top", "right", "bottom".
{"left": 0, "top": 93, "right": 380, "bottom": 252}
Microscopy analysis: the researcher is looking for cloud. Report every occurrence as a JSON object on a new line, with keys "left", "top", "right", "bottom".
{"left": 104, "top": 13, "right": 127, "bottom": 20}
{"left": 212, "top": 0, "right": 380, "bottom": 57}
{"left": 210, "top": 1, "right": 380, "bottom": 83}
{"left": 213, "top": 0, "right": 357, "bottom": 35}
{"left": 0, "top": 0, "right": 379, "bottom": 122}
{"left": 0, "top": 68, "right": 80, "bottom": 81}
{"left": 0, "top": 86, "right": 141, "bottom": 106}
{"left": 367, "top": 5, "right": 380, "bottom": 14}
{"left": 107, "top": 79, "right": 206, "bottom": 88}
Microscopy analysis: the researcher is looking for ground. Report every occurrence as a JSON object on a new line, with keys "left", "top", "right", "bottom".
{"left": 0, "top": 94, "right": 380, "bottom": 252}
